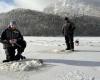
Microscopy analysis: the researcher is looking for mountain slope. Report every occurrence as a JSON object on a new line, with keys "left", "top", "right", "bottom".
{"left": 0, "top": 8, "right": 64, "bottom": 36}
{"left": 0, "top": 8, "right": 100, "bottom": 36}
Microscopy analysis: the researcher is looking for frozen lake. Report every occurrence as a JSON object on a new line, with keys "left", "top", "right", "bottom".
{"left": 0, "top": 36, "right": 100, "bottom": 80}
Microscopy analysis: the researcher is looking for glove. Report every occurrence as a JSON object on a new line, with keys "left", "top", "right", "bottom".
{"left": 9, "top": 39, "right": 17, "bottom": 44}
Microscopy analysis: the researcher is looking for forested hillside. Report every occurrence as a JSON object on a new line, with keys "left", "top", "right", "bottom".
{"left": 0, "top": 8, "right": 100, "bottom": 36}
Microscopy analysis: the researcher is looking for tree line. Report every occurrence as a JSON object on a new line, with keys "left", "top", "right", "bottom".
{"left": 0, "top": 8, "right": 100, "bottom": 36}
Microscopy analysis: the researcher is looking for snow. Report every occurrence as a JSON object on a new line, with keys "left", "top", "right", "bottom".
{"left": 0, "top": 36, "right": 100, "bottom": 80}
{"left": 0, "top": 59, "right": 43, "bottom": 72}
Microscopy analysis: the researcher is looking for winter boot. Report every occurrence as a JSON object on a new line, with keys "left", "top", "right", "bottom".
{"left": 3, "top": 59, "right": 10, "bottom": 63}
{"left": 20, "top": 55, "right": 26, "bottom": 60}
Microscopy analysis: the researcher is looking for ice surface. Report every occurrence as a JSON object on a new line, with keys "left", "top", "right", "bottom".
{"left": 0, "top": 37, "right": 100, "bottom": 80}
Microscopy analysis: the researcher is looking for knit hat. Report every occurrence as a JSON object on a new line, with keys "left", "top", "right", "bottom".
{"left": 10, "top": 20, "right": 16, "bottom": 26}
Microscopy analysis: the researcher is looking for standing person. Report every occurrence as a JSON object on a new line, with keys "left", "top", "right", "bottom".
{"left": 1, "top": 20, "right": 26, "bottom": 62}
{"left": 62, "top": 17, "right": 75, "bottom": 51}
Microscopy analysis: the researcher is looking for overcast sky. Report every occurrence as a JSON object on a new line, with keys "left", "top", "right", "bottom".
{"left": 0, "top": 0, "right": 52, "bottom": 13}
{"left": 0, "top": 0, "right": 100, "bottom": 13}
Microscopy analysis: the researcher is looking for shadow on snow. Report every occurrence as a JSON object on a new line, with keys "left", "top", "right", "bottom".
{"left": 44, "top": 59, "right": 100, "bottom": 67}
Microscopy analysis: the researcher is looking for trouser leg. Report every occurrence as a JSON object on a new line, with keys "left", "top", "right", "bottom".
{"left": 15, "top": 46, "right": 26, "bottom": 60}
{"left": 65, "top": 35, "right": 70, "bottom": 49}
{"left": 69, "top": 35, "right": 74, "bottom": 50}
{"left": 5, "top": 47, "right": 15, "bottom": 61}
{"left": 15, "top": 40, "right": 26, "bottom": 60}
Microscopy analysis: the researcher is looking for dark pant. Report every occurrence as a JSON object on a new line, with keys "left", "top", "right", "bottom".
{"left": 4, "top": 40, "right": 26, "bottom": 61}
{"left": 5, "top": 47, "right": 15, "bottom": 61}
{"left": 65, "top": 35, "right": 74, "bottom": 50}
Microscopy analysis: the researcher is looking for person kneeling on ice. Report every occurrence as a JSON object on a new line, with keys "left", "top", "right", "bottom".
{"left": 1, "top": 20, "right": 26, "bottom": 62}
{"left": 62, "top": 17, "right": 75, "bottom": 51}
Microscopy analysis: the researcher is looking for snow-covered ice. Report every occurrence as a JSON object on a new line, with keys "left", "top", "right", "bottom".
{"left": 0, "top": 36, "right": 100, "bottom": 80}
{"left": 0, "top": 59, "right": 43, "bottom": 72}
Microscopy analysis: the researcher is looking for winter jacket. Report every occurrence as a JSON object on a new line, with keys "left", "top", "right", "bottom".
{"left": 62, "top": 22, "right": 75, "bottom": 36}
{"left": 1, "top": 27, "right": 23, "bottom": 49}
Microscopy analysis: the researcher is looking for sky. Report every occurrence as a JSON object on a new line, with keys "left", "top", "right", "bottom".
{"left": 80, "top": 0, "right": 100, "bottom": 7}
{"left": 0, "top": 0, "right": 52, "bottom": 13}
{"left": 0, "top": 0, "right": 100, "bottom": 13}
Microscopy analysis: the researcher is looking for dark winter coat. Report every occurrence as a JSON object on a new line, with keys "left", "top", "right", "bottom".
{"left": 62, "top": 22, "right": 75, "bottom": 36}
{"left": 1, "top": 27, "right": 24, "bottom": 49}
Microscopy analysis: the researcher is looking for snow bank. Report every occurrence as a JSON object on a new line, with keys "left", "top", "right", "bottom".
{"left": 59, "top": 70, "right": 95, "bottom": 80}
{"left": 0, "top": 59, "right": 43, "bottom": 72}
